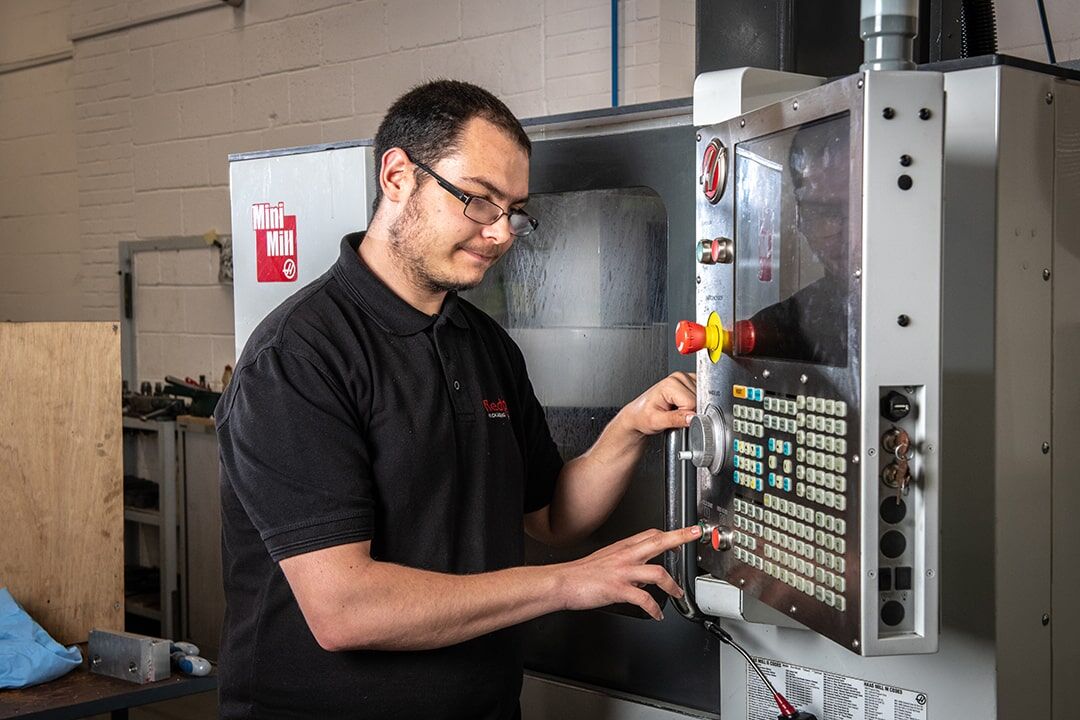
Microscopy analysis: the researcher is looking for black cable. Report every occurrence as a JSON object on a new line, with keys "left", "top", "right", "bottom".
{"left": 1036, "top": 0, "right": 1057, "bottom": 64}
{"left": 703, "top": 620, "right": 818, "bottom": 720}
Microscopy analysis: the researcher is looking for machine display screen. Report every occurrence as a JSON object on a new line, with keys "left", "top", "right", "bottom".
{"left": 733, "top": 113, "right": 851, "bottom": 367}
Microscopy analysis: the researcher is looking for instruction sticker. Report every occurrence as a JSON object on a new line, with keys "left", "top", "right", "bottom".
{"left": 747, "top": 657, "right": 928, "bottom": 720}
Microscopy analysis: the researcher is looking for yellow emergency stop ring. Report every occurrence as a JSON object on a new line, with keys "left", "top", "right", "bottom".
{"left": 707, "top": 312, "right": 725, "bottom": 364}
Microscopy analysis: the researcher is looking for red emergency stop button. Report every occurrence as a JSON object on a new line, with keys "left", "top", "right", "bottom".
{"left": 675, "top": 320, "right": 708, "bottom": 354}
{"left": 710, "top": 526, "right": 722, "bottom": 551}
{"left": 674, "top": 312, "right": 727, "bottom": 363}
{"left": 700, "top": 138, "right": 728, "bottom": 204}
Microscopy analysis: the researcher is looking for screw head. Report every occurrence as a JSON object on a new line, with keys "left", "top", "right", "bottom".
{"left": 1046, "top": 92, "right": 1055, "bottom": 105}
{"left": 800, "top": 374, "right": 808, "bottom": 384}
{"left": 790, "top": 605, "right": 797, "bottom": 613}
{"left": 762, "top": 369, "right": 771, "bottom": 379}
{"left": 898, "top": 174, "right": 914, "bottom": 190}
{"left": 739, "top": 577, "right": 746, "bottom": 586}
{"left": 739, "top": 118, "right": 746, "bottom": 128}
{"left": 918, "top": 107, "right": 932, "bottom": 120}
{"left": 857, "top": 78, "right": 864, "bottom": 89}
{"left": 868, "top": 447, "right": 877, "bottom": 457}
{"left": 1043, "top": 268, "right": 1051, "bottom": 281}
{"left": 793, "top": 100, "right": 799, "bottom": 111}
{"left": 882, "top": 107, "right": 896, "bottom": 119}
{"left": 899, "top": 154, "right": 912, "bottom": 167}
{"left": 854, "top": 268, "right": 862, "bottom": 278}
{"left": 1042, "top": 613, "right": 1051, "bottom": 626}
{"left": 852, "top": 639, "right": 860, "bottom": 649}
{"left": 897, "top": 314, "right": 911, "bottom": 327}
{"left": 696, "top": 275, "right": 702, "bottom": 284}
{"left": 1042, "top": 442, "right": 1050, "bottom": 454}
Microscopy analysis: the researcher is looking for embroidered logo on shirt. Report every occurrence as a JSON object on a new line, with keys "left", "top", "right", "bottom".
{"left": 482, "top": 398, "right": 509, "bottom": 419}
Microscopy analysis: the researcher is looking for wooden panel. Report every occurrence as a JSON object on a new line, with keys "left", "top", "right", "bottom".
{"left": 0, "top": 322, "right": 123, "bottom": 644}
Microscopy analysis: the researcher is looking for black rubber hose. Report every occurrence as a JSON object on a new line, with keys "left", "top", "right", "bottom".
{"left": 959, "top": 0, "right": 998, "bottom": 58}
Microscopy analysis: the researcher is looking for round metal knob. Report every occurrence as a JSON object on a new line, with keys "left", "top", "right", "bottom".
{"left": 686, "top": 404, "right": 729, "bottom": 476}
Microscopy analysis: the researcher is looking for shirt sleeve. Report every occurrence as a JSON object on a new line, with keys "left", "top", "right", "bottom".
{"left": 216, "top": 346, "right": 374, "bottom": 562}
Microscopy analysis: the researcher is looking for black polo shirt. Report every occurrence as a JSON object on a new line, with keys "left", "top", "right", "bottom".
{"left": 215, "top": 233, "right": 563, "bottom": 720}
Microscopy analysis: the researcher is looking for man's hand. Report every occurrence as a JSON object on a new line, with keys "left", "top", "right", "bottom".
{"left": 557, "top": 525, "right": 702, "bottom": 620}
{"left": 617, "top": 371, "right": 697, "bottom": 438}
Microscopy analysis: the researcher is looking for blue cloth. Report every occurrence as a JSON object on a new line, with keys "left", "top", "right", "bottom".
{"left": 0, "top": 587, "right": 82, "bottom": 689}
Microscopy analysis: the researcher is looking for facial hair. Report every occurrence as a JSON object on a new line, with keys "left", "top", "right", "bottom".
{"left": 387, "top": 190, "right": 495, "bottom": 294}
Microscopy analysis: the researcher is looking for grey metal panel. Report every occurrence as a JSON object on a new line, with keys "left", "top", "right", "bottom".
{"left": 1051, "top": 77, "right": 1080, "bottom": 720}
{"left": 859, "top": 71, "right": 944, "bottom": 656}
{"left": 993, "top": 65, "right": 1055, "bottom": 719}
{"left": 180, "top": 422, "right": 223, "bottom": 661}
{"left": 715, "top": 62, "right": 1072, "bottom": 720}
{"left": 228, "top": 145, "right": 374, "bottom": 358}
{"left": 522, "top": 674, "right": 715, "bottom": 720}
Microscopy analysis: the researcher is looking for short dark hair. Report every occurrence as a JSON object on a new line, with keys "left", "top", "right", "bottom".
{"left": 371, "top": 79, "right": 532, "bottom": 215}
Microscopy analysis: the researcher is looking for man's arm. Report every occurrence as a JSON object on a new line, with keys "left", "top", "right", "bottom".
{"left": 525, "top": 372, "right": 696, "bottom": 547}
{"left": 280, "top": 525, "right": 701, "bottom": 652}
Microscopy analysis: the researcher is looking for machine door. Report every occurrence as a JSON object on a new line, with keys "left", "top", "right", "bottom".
{"left": 464, "top": 120, "right": 717, "bottom": 711}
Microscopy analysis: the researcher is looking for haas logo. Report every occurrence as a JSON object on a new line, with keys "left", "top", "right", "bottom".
{"left": 482, "top": 398, "right": 509, "bottom": 419}
{"left": 252, "top": 201, "right": 298, "bottom": 283}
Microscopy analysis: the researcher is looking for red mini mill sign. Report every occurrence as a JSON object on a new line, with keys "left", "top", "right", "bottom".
{"left": 252, "top": 201, "right": 298, "bottom": 282}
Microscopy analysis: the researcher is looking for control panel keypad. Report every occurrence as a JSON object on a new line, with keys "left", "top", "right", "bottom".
{"left": 728, "top": 387, "right": 853, "bottom": 613}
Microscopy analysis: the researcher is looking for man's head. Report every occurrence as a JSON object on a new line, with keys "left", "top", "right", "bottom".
{"left": 367, "top": 80, "right": 533, "bottom": 296}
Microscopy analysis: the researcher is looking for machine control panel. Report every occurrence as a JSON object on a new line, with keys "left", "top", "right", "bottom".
{"left": 681, "top": 70, "right": 943, "bottom": 656}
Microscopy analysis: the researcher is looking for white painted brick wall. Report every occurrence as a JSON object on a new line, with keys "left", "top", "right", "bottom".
{"left": 2, "top": 0, "right": 696, "bottom": 378}
{"left": 0, "top": 1, "right": 81, "bottom": 322}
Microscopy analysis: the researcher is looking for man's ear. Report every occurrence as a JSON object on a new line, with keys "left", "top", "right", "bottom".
{"left": 379, "top": 147, "right": 415, "bottom": 204}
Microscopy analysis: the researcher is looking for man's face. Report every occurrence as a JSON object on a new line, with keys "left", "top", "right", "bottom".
{"left": 388, "top": 117, "right": 531, "bottom": 294}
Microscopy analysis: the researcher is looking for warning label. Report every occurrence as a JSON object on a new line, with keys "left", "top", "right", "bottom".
{"left": 252, "top": 201, "right": 298, "bottom": 283}
{"left": 747, "top": 658, "right": 928, "bottom": 720}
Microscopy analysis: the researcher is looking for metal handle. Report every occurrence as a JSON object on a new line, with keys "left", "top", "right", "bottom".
{"left": 665, "top": 427, "right": 705, "bottom": 622}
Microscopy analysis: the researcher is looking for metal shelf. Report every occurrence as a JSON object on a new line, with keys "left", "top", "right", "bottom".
{"left": 124, "top": 507, "right": 160, "bottom": 525}
{"left": 126, "top": 593, "right": 162, "bottom": 621}
{"left": 122, "top": 419, "right": 178, "bottom": 638}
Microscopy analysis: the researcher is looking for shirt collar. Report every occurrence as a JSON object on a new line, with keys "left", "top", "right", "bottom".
{"left": 332, "top": 232, "right": 468, "bottom": 336}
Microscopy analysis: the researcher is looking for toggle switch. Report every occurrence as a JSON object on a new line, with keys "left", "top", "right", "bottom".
{"left": 674, "top": 312, "right": 727, "bottom": 363}
{"left": 697, "top": 237, "right": 734, "bottom": 265}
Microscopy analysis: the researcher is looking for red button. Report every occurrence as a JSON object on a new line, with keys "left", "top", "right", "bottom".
{"left": 675, "top": 320, "right": 707, "bottom": 355}
{"left": 711, "top": 527, "right": 721, "bottom": 551}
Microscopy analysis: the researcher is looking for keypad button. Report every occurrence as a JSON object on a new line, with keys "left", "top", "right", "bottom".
{"left": 836, "top": 495, "right": 847, "bottom": 512}
{"left": 797, "top": 395, "right": 806, "bottom": 409}
{"left": 835, "top": 519, "right": 846, "bottom": 535}
{"left": 797, "top": 413, "right": 806, "bottom": 428}
{"left": 836, "top": 439, "right": 847, "bottom": 455}
{"left": 836, "top": 419, "right": 847, "bottom": 435}
{"left": 835, "top": 457, "right": 846, "bottom": 474}
{"left": 825, "top": 399, "right": 836, "bottom": 415}
{"left": 835, "top": 475, "right": 846, "bottom": 493}
{"left": 836, "top": 537, "right": 846, "bottom": 554}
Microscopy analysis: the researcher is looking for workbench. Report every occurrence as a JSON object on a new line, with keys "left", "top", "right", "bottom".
{"left": 0, "top": 645, "right": 216, "bottom": 719}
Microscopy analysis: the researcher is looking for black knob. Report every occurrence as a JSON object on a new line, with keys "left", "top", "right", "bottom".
{"left": 881, "top": 391, "right": 911, "bottom": 421}
{"left": 881, "top": 600, "right": 905, "bottom": 626}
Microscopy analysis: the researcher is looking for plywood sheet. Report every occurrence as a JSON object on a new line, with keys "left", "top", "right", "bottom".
{"left": 0, "top": 322, "right": 124, "bottom": 644}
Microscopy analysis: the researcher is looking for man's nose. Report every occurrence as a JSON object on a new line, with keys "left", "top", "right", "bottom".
{"left": 485, "top": 214, "right": 514, "bottom": 245}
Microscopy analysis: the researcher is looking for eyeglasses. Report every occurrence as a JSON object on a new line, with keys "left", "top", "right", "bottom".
{"left": 411, "top": 158, "right": 539, "bottom": 237}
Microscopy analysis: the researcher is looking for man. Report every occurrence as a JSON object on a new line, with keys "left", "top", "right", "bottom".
{"left": 216, "top": 79, "right": 700, "bottom": 720}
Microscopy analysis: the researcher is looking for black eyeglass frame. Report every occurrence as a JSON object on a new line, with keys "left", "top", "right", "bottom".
{"left": 410, "top": 158, "right": 539, "bottom": 237}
